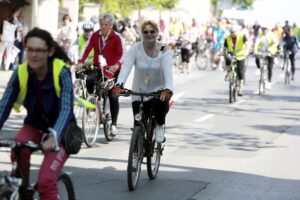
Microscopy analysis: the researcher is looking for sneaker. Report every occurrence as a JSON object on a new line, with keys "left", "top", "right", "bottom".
{"left": 255, "top": 69, "right": 261, "bottom": 76}
{"left": 155, "top": 125, "right": 165, "bottom": 143}
{"left": 111, "top": 125, "right": 118, "bottom": 135}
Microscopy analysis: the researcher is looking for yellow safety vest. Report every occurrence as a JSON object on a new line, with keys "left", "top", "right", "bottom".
{"left": 256, "top": 32, "right": 278, "bottom": 55}
{"left": 13, "top": 59, "right": 95, "bottom": 113}
{"left": 226, "top": 33, "right": 247, "bottom": 60}
{"left": 78, "top": 35, "right": 94, "bottom": 63}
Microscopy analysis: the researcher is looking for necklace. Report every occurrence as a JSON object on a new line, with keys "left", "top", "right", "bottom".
{"left": 144, "top": 42, "right": 157, "bottom": 86}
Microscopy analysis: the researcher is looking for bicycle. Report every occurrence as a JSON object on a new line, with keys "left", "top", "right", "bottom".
{"left": 195, "top": 38, "right": 210, "bottom": 70}
{"left": 227, "top": 55, "right": 238, "bottom": 103}
{"left": 82, "top": 67, "right": 115, "bottom": 147}
{"left": 282, "top": 50, "right": 292, "bottom": 85}
{"left": 120, "top": 89, "right": 164, "bottom": 191}
{"left": 0, "top": 139, "right": 75, "bottom": 199}
{"left": 257, "top": 52, "right": 269, "bottom": 95}
{"left": 73, "top": 69, "right": 88, "bottom": 118}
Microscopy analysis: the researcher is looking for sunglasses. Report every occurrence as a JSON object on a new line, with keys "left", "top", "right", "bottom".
{"left": 143, "top": 30, "right": 156, "bottom": 35}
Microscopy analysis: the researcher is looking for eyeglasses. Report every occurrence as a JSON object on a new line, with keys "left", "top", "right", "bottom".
{"left": 143, "top": 30, "right": 156, "bottom": 35}
{"left": 26, "top": 47, "right": 48, "bottom": 54}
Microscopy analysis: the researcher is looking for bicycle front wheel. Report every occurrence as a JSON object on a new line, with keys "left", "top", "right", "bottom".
{"left": 229, "top": 74, "right": 236, "bottom": 103}
{"left": 146, "top": 127, "right": 162, "bottom": 179}
{"left": 57, "top": 173, "right": 76, "bottom": 200}
{"left": 0, "top": 188, "right": 14, "bottom": 200}
{"left": 82, "top": 95, "right": 100, "bottom": 147}
{"left": 102, "top": 96, "right": 114, "bottom": 141}
{"left": 127, "top": 126, "right": 143, "bottom": 191}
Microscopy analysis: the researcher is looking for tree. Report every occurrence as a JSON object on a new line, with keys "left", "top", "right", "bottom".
{"left": 211, "top": 0, "right": 255, "bottom": 17}
{"left": 79, "top": 0, "right": 179, "bottom": 18}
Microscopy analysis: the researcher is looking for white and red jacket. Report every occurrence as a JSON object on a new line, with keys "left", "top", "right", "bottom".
{"left": 78, "top": 29, "right": 124, "bottom": 78}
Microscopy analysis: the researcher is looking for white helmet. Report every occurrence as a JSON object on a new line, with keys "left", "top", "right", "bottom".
{"left": 82, "top": 21, "right": 94, "bottom": 31}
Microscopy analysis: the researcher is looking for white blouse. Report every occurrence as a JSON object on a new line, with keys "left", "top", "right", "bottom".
{"left": 117, "top": 41, "right": 173, "bottom": 101}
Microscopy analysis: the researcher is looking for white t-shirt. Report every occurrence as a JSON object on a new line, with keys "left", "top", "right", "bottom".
{"left": 117, "top": 41, "right": 173, "bottom": 101}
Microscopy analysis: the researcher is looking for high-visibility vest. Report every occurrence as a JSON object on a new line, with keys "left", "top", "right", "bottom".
{"left": 78, "top": 35, "right": 94, "bottom": 63}
{"left": 256, "top": 32, "right": 278, "bottom": 55}
{"left": 13, "top": 58, "right": 95, "bottom": 113}
{"left": 226, "top": 33, "right": 247, "bottom": 60}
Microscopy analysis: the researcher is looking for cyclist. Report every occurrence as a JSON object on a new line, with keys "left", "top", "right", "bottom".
{"left": 223, "top": 25, "right": 249, "bottom": 96}
{"left": 112, "top": 20, "right": 173, "bottom": 143}
{"left": 254, "top": 25, "right": 278, "bottom": 89}
{"left": 211, "top": 20, "right": 226, "bottom": 70}
{"left": 281, "top": 27, "right": 299, "bottom": 80}
{"left": 69, "top": 21, "right": 94, "bottom": 64}
{"left": 0, "top": 28, "right": 74, "bottom": 200}
{"left": 76, "top": 13, "right": 124, "bottom": 135}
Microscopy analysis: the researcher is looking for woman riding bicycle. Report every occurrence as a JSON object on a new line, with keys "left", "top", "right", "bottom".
{"left": 113, "top": 20, "right": 173, "bottom": 143}
{"left": 0, "top": 27, "right": 75, "bottom": 200}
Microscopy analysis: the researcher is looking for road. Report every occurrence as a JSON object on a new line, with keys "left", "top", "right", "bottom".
{"left": 1, "top": 56, "right": 300, "bottom": 200}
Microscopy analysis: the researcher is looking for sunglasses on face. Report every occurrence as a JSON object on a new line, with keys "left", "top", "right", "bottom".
{"left": 143, "top": 30, "right": 156, "bottom": 35}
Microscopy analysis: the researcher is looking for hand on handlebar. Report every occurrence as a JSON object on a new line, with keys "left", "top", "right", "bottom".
{"left": 42, "top": 135, "right": 57, "bottom": 152}
{"left": 75, "top": 63, "right": 83, "bottom": 71}
{"left": 160, "top": 89, "right": 172, "bottom": 101}
{"left": 112, "top": 84, "right": 124, "bottom": 95}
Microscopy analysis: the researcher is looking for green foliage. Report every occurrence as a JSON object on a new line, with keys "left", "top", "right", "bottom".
{"left": 79, "top": 0, "right": 179, "bottom": 17}
{"left": 211, "top": 0, "right": 255, "bottom": 16}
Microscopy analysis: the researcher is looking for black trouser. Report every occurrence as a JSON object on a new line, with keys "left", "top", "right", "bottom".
{"left": 255, "top": 56, "right": 274, "bottom": 82}
{"left": 132, "top": 98, "right": 169, "bottom": 126}
{"left": 285, "top": 52, "right": 296, "bottom": 75}
{"left": 225, "top": 57, "right": 246, "bottom": 80}
{"left": 86, "top": 69, "right": 119, "bottom": 126}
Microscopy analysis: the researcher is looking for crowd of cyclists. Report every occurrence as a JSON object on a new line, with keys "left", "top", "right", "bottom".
{"left": 0, "top": 9, "right": 299, "bottom": 198}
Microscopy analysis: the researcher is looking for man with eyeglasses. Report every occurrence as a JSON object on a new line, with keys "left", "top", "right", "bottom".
{"left": 76, "top": 13, "right": 124, "bottom": 136}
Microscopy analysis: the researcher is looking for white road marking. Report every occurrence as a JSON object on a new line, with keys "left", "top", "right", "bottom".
{"left": 194, "top": 114, "right": 215, "bottom": 122}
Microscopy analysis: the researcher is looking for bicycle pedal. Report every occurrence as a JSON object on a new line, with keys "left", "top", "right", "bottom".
{"left": 160, "top": 145, "right": 165, "bottom": 155}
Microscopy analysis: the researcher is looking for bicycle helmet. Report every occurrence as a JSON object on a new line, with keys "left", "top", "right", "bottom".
{"left": 82, "top": 21, "right": 94, "bottom": 31}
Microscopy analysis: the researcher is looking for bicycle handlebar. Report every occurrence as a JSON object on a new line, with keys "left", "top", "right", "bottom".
{"left": 0, "top": 140, "right": 42, "bottom": 151}
{"left": 119, "top": 89, "right": 161, "bottom": 98}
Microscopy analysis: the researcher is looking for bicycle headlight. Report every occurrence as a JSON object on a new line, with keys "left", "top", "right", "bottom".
{"left": 134, "top": 113, "right": 142, "bottom": 121}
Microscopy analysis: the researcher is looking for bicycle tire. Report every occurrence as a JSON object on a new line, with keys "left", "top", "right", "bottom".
{"left": 82, "top": 95, "right": 100, "bottom": 147}
{"left": 259, "top": 65, "right": 266, "bottom": 95}
{"left": 229, "top": 74, "right": 234, "bottom": 103}
{"left": 102, "top": 95, "right": 114, "bottom": 141}
{"left": 127, "top": 126, "right": 143, "bottom": 191}
{"left": 146, "top": 125, "right": 162, "bottom": 179}
{"left": 0, "top": 188, "right": 14, "bottom": 200}
{"left": 284, "top": 59, "right": 290, "bottom": 85}
{"left": 195, "top": 52, "right": 208, "bottom": 70}
{"left": 73, "top": 79, "right": 86, "bottom": 118}
{"left": 57, "top": 173, "right": 76, "bottom": 200}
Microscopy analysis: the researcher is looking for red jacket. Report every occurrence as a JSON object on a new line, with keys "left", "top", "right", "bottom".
{"left": 78, "top": 29, "right": 123, "bottom": 78}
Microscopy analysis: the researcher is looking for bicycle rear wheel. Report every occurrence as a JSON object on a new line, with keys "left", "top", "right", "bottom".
{"left": 195, "top": 51, "right": 208, "bottom": 70}
{"left": 57, "top": 173, "right": 75, "bottom": 200}
{"left": 146, "top": 125, "right": 162, "bottom": 179}
{"left": 259, "top": 67, "right": 266, "bottom": 95}
{"left": 102, "top": 96, "right": 114, "bottom": 141}
{"left": 127, "top": 126, "right": 143, "bottom": 191}
{"left": 284, "top": 60, "right": 290, "bottom": 85}
{"left": 73, "top": 79, "right": 86, "bottom": 118}
{"left": 82, "top": 95, "right": 100, "bottom": 147}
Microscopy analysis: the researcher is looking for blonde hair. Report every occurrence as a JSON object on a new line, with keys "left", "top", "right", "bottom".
{"left": 141, "top": 20, "right": 159, "bottom": 32}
